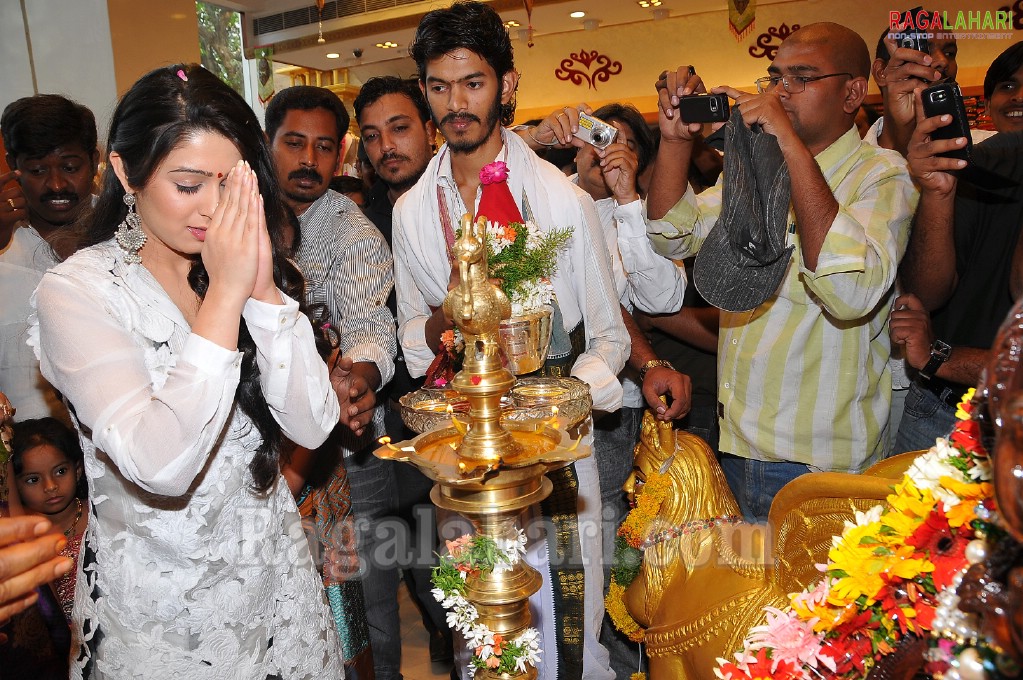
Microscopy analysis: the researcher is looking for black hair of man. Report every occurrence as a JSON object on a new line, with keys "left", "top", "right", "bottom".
{"left": 591, "top": 103, "right": 656, "bottom": 176}
{"left": 985, "top": 41, "right": 1023, "bottom": 100}
{"left": 408, "top": 0, "right": 517, "bottom": 127}
{"left": 1, "top": 94, "right": 98, "bottom": 160}
{"left": 265, "top": 85, "right": 350, "bottom": 143}
{"left": 353, "top": 76, "right": 431, "bottom": 127}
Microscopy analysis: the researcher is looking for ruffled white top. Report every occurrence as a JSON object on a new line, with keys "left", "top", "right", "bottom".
{"left": 30, "top": 240, "right": 343, "bottom": 679}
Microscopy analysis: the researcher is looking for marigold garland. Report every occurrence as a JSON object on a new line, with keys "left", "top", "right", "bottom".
{"left": 604, "top": 470, "right": 672, "bottom": 645}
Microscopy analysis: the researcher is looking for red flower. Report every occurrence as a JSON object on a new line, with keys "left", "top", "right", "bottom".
{"left": 906, "top": 508, "right": 971, "bottom": 590}
{"left": 906, "top": 508, "right": 954, "bottom": 554}
{"left": 950, "top": 417, "right": 982, "bottom": 453}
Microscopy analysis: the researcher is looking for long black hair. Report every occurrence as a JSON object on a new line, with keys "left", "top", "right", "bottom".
{"left": 80, "top": 63, "right": 308, "bottom": 493}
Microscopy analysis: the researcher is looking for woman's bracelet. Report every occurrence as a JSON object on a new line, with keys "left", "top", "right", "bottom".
{"left": 527, "top": 126, "right": 560, "bottom": 148}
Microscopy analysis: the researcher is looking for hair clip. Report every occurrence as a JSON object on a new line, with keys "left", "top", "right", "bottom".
{"left": 176, "top": 69, "right": 188, "bottom": 82}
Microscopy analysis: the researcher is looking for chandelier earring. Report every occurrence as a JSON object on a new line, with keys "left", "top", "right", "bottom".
{"left": 116, "top": 192, "right": 146, "bottom": 265}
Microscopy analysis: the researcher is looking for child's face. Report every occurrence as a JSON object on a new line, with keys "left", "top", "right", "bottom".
{"left": 15, "top": 443, "right": 80, "bottom": 516}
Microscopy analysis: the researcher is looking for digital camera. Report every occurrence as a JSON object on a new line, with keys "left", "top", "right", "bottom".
{"left": 574, "top": 112, "right": 618, "bottom": 150}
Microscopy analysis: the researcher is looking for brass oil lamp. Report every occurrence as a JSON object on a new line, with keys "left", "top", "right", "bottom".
{"left": 375, "top": 215, "right": 590, "bottom": 679}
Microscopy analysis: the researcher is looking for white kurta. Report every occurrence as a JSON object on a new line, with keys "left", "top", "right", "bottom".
{"left": 30, "top": 241, "right": 343, "bottom": 679}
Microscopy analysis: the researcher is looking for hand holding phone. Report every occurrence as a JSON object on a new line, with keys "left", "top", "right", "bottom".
{"left": 677, "top": 94, "right": 730, "bottom": 124}
{"left": 920, "top": 82, "right": 972, "bottom": 162}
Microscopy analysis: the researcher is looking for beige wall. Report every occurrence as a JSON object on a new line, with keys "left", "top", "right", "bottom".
{"left": 107, "top": 0, "right": 201, "bottom": 96}
{"left": 512, "top": 0, "right": 1015, "bottom": 123}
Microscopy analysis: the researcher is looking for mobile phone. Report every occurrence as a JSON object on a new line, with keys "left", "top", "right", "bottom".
{"left": 921, "top": 82, "right": 972, "bottom": 162}
{"left": 893, "top": 6, "right": 930, "bottom": 55}
{"left": 677, "top": 94, "right": 730, "bottom": 124}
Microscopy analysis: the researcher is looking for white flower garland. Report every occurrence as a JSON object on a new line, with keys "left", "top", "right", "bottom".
{"left": 431, "top": 530, "right": 543, "bottom": 676}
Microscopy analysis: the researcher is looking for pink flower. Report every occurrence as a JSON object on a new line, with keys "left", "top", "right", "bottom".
{"left": 747, "top": 607, "right": 835, "bottom": 673}
{"left": 480, "top": 161, "right": 509, "bottom": 185}
{"left": 446, "top": 534, "right": 473, "bottom": 558}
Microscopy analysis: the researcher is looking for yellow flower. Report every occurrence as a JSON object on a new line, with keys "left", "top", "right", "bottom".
{"left": 828, "top": 522, "right": 934, "bottom": 606}
{"left": 606, "top": 580, "right": 645, "bottom": 642}
{"left": 618, "top": 472, "right": 670, "bottom": 548}
{"left": 883, "top": 480, "right": 937, "bottom": 539}
{"left": 941, "top": 479, "right": 993, "bottom": 527}
{"left": 955, "top": 388, "right": 976, "bottom": 420}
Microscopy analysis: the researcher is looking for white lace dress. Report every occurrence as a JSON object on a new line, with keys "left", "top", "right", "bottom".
{"left": 30, "top": 241, "right": 344, "bottom": 679}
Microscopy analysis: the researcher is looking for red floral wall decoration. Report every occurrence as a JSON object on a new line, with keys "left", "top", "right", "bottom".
{"left": 748, "top": 23, "right": 800, "bottom": 60}
{"left": 554, "top": 50, "right": 623, "bottom": 90}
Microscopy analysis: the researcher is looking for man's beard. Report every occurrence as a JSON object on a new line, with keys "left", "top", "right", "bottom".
{"left": 435, "top": 91, "right": 503, "bottom": 154}
{"left": 379, "top": 151, "right": 427, "bottom": 193}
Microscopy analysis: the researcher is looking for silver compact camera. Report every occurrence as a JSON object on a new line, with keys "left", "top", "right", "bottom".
{"left": 574, "top": 112, "right": 618, "bottom": 150}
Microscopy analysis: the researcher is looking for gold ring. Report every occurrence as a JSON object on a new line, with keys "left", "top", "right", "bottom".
{"left": 6, "top": 198, "right": 14, "bottom": 210}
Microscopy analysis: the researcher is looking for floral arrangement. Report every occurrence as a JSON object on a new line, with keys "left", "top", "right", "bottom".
{"left": 715, "top": 389, "right": 998, "bottom": 680}
{"left": 473, "top": 162, "right": 572, "bottom": 317}
{"left": 431, "top": 530, "right": 542, "bottom": 676}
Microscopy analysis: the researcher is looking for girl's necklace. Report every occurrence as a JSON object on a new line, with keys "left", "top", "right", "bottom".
{"left": 63, "top": 497, "right": 83, "bottom": 538}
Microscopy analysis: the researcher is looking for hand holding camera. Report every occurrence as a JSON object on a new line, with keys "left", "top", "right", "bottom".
{"left": 655, "top": 64, "right": 708, "bottom": 142}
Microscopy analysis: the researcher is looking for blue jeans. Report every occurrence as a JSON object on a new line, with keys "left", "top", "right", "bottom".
{"left": 592, "top": 407, "right": 644, "bottom": 680}
{"left": 346, "top": 443, "right": 402, "bottom": 680}
{"left": 719, "top": 454, "right": 812, "bottom": 524}
{"left": 893, "top": 382, "right": 957, "bottom": 455}
{"left": 680, "top": 403, "right": 720, "bottom": 454}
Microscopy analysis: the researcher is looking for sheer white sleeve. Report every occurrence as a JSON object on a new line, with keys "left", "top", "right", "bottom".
{"left": 242, "top": 294, "right": 339, "bottom": 449}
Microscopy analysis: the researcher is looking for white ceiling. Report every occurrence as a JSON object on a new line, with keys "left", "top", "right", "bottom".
{"left": 219, "top": 0, "right": 731, "bottom": 82}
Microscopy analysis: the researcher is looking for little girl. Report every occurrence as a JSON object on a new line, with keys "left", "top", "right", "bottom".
{"left": 11, "top": 417, "right": 88, "bottom": 620}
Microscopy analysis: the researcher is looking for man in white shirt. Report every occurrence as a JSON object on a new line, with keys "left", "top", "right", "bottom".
{"left": 266, "top": 85, "right": 394, "bottom": 679}
{"left": 395, "top": 3, "right": 627, "bottom": 678}
{"left": 1, "top": 95, "right": 98, "bottom": 422}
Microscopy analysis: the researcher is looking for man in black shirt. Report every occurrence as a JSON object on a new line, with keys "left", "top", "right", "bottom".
{"left": 353, "top": 76, "right": 453, "bottom": 671}
{"left": 891, "top": 42, "right": 1023, "bottom": 452}
{"left": 355, "top": 77, "right": 436, "bottom": 244}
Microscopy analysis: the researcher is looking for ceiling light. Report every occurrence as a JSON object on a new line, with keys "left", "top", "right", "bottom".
{"left": 504, "top": 20, "right": 521, "bottom": 27}
{"left": 638, "top": 0, "right": 662, "bottom": 6}
{"left": 570, "top": 11, "right": 586, "bottom": 18}
{"left": 326, "top": 52, "right": 340, "bottom": 59}
{"left": 375, "top": 41, "right": 399, "bottom": 49}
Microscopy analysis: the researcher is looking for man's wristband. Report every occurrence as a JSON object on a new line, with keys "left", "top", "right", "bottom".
{"left": 918, "top": 339, "right": 952, "bottom": 381}
{"left": 639, "top": 359, "right": 675, "bottom": 383}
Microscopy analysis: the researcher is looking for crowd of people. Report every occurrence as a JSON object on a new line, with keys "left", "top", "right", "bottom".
{"left": 0, "top": 2, "right": 1021, "bottom": 678}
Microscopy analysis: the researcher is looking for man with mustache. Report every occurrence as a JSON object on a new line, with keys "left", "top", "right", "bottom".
{"left": 266, "top": 85, "right": 396, "bottom": 676}
{"left": 1, "top": 94, "right": 98, "bottom": 422}
{"left": 353, "top": 75, "right": 458, "bottom": 675}
{"left": 394, "top": 3, "right": 627, "bottom": 678}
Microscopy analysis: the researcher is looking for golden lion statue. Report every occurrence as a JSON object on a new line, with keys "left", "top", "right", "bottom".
{"left": 621, "top": 412, "right": 915, "bottom": 678}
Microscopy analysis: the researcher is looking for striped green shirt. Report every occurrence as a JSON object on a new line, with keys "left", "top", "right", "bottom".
{"left": 650, "top": 127, "right": 918, "bottom": 472}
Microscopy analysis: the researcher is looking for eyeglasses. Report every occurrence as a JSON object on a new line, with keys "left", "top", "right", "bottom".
{"left": 754, "top": 72, "right": 853, "bottom": 94}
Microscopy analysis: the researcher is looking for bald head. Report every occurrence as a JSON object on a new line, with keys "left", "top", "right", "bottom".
{"left": 785, "top": 22, "right": 871, "bottom": 79}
